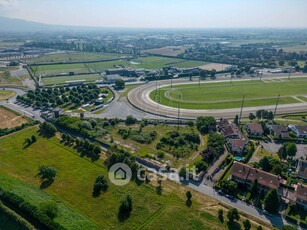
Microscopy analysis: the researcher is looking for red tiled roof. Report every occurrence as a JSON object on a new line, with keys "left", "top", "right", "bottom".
{"left": 231, "top": 162, "right": 250, "bottom": 180}
{"left": 246, "top": 123, "right": 263, "bottom": 134}
{"left": 228, "top": 139, "right": 248, "bottom": 152}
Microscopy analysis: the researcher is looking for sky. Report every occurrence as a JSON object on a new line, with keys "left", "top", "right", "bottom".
{"left": 0, "top": 0, "right": 307, "bottom": 28}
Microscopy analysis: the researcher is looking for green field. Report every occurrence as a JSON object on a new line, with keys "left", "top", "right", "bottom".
{"left": 0, "top": 90, "right": 16, "bottom": 100}
{"left": 150, "top": 78, "right": 307, "bottom": 109}
{"left": 27, "top": 52, "right": 122, "bottom": 64}
{"left": 42, "top": 74, "right": 102, "bottom": 86}
{"left": 35, "top": 56, "right": 207, "bottom": 76}
{"left": 0, "top": 126, "right": 262, "bottom": 229}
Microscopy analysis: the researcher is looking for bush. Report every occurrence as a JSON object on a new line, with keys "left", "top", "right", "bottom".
{"left": 39, "top": 202, "right": 58, "bottom": 219}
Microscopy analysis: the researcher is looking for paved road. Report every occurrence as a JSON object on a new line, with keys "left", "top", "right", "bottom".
{"left": 128, "top": 74, "right": 307, "bottom": 120}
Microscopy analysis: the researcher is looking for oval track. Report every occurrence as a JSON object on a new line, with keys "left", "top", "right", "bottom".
{"left": 128, "top": 75, "right": 307, "bottom": 119}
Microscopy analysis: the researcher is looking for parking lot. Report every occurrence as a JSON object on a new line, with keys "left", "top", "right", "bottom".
{"left": 261, "top": 141, "right": 307, "bottom": 160}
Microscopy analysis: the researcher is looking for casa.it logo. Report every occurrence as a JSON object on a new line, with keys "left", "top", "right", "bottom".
{"left": 108, "top": 163, "right": 132, "bottom": 186}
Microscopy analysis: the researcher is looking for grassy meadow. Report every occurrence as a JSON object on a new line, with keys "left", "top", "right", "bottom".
{"left": 0, "top": 126, "right": 270, "bottom": 229}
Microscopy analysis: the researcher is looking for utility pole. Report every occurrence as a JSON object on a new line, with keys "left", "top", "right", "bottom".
{"left": 177, "top": 94, "right": 181, "bottom": 130}
{"left": 274, "top": 94, "right": 280, "bottom": 118}
{"left": 239, "top": 95, "right": 245, "bottom": 124}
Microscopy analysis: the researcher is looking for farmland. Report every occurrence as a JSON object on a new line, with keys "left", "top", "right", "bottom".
{"left": 0, "top": 126, "right": 269, "bottom": 229}
{"left": 150, "top": 78, "right": 307, "bottom": 109}
{"left": 34, "top": 56, "right": 208, "bottom": 76}
{"left": 0, "top": 106, "right": 28, "bottom": 129}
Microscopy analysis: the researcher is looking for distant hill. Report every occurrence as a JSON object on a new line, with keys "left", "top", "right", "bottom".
{"left": 0, "top": 16, "right": 109, "bottom": 32}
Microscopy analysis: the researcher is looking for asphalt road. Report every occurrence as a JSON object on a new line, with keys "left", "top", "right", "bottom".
{"left": 128, "top": 74, "right": 307, "bottom": 120}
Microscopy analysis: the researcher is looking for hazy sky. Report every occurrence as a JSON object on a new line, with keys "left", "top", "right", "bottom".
{"left": 1, "top": 0, "right": 307, "bottom": 28}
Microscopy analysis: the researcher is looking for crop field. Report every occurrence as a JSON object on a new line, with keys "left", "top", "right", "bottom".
{"left": 150, "top": 78, "right": 307, "bottom": 109}
{"left": 27, "top": 52, "right": 122, "bottom": 64}
{"left": 42, "top": 74, "right": 102, "bottom": 86}
{"left": 0, "top": 106, "right": 28, "bottom": 129}
{"left": 34, "top": 56, "right": 208, "bottom": 76}
{"left": 0, "top": 126, "right": 269, "bottom": 230}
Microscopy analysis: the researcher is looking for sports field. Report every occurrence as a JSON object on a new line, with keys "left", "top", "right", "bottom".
{"left": 150, "top": 78, "right": 307, "bottom": 109}
{"left": 35, "top": 56, "right": 208, "bottom": 76}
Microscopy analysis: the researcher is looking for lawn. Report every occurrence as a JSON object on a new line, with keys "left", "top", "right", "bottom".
{"left": 42, "top": 74, "right": 102, "bottom": 86}
{"left": 150, "top": 78, "right": 307, "bottom": 109}
{"left": 0, "top": 90, "right": 16, "bottom": 100}
{"left": 0, "top": 126, "right": 268, "bottom": 229}
{"left": 27, "top": 52, "right": 121, "bottom": 64}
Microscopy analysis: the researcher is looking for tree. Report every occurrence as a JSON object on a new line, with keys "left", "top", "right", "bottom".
{"left": 186, "top": 191, "right": 192, "bottom": 200}
{"left": 125, "top": 115, "right": 137, "bottom": 125}
{"left": 119, "top": 195, "right": 133, "bottom": 214}
{"left": 200, "top": 70, "right": 208, "bottom": 79}
{"left": 114, "top": 78, "right": 125, "bottom": 89}
{"left": 285, "top": 142, "right": 297, "bottom": 159}
{"left": 234, "top": 115, "right": 239, "bottom": 125}
{"left": 31, "top": 135, "right": 37, "bottom": 143}
{"left": 227, "top": 208, "right": 240, "bottom": 223}
{"left": 194, "top": 160, "right": 208, "bottom": 174}
{"left": 210, "top": 69, "right": 216, "bottom": 78}
{"left": 39, "top": 122, "right": 57, "bottom": 136}
{"left": 248, "top": 113, "right": 256, "bottom": 121}
{"left": 218, "top": 209, "right": 224, "bottom": 223}
{"left": 93, "top": 176, "right": 108, "bottom": 196}
{"left": 92, "top": 145, "right": 101, "bottom": 156}
{"left": 179, "top": 167, "right": 188, "bottom": 180}
{"left": 243, "top": 219, "right": 251, "bottom": 230}
{"left": 196, "top": 116, "right": 216, "bottom": 134}
{"left": 37, "top": 166, "right": 57, "bottom": 181}
{"left": 303, "top": 65, "right": 307, "bottom": 73}
{"left": 263, "top": 189, "right": 280, "bottom": 213}
{"left": 278, "top": 60, "right": 285, "bottom": 66}
{"left": 220, "top": 179, "right": 238, "bottom": 195}
{"left": 256, "top": 226, "right": 263, "bottom": 230}
{"left": 259, "top": 156, "right": 272, "bottom": 172}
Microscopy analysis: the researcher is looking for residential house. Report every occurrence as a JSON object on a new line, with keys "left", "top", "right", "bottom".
{"left": 297, "top": 160, "right": 307, "bottom": 181}
{"left": 227, "top": 139, "right": 249, "bottom": 155}
{"left": 231, "top": 162, "right": 250, "bottom": 184}
{"left": 296, "top": 183, "right": 307, "bottom": 210}
{"left": 231, "top": 162, "right": 280, "bottom": 191}
{"left": 218, "top": 118, "right": 241, "bottom": 139}
{"left": 288, "top": 125, "right": 307, "bottom": 139}
{"left": 245, "top": 123, "right": 264, "bottom": 136}
{"left": 268, "top": 124, "right": 290, "bottom": 139}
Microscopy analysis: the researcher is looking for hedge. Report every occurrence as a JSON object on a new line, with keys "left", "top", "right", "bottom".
{"left": 0, "top": 188, "right": 65, "bottom": 230}
{"left": 0, "top": 120, "right": 40, "bottom": 137}
{"left": 0, "top": 202, "right": 35, "bottom": 230}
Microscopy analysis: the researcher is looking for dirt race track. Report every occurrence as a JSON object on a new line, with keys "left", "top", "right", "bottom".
{"left": 0, "top": 106, "right": 27, "bottom": 129}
